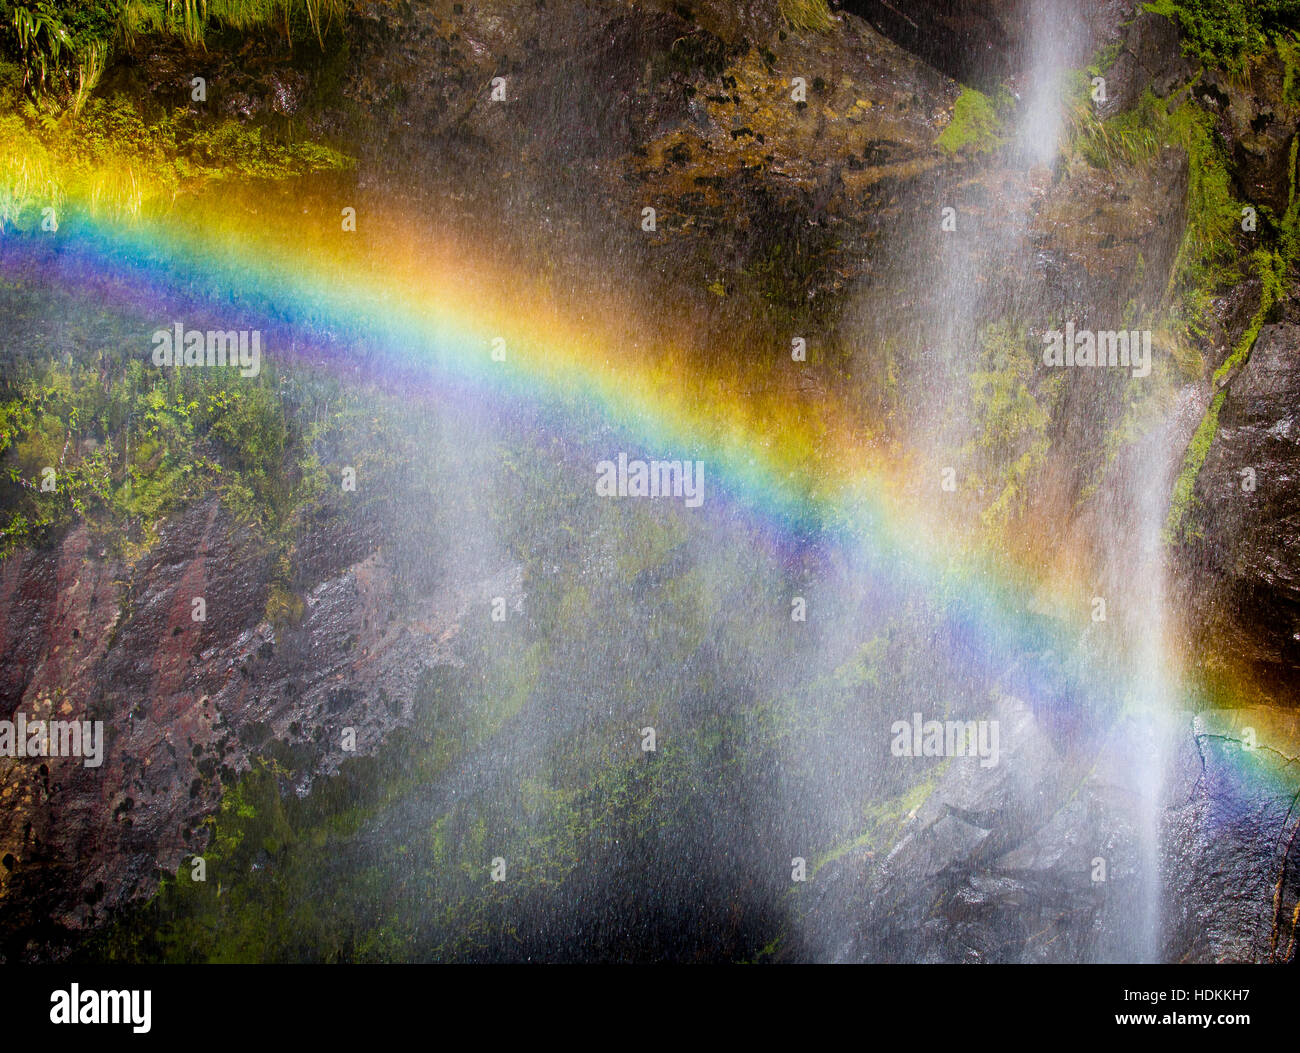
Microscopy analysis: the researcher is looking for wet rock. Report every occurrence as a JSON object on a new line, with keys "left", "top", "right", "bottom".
{"left": 841, "top": 0, "right": 1133, "bottom": 87}
{"left": 1103, "top": 8, "right": 1194, "bottom": 115}
{"left": 3, "top": 0, "right": 1298, "bottom": 966}
{"left": 0, "top": 492, "right": 519, "bottom": 960}
{"left": 1204, "top": 54, "right": 1300, "bottom": 219}
{"left": 792, "top": 693, "right": 1300, "bottom": 962}
{"left": 1164, "top": 708, "right": 1300, "bottom": 962}
{"left": 840, "top": 0, "right": 1030, "bottom": 86}
{"left": 1179, "top": 322, "right": 1300, "bottom": 699}
{"left": 793, "top": 696, "right": 1111, "bottom": 963}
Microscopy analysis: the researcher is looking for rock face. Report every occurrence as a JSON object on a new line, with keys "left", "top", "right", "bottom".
{"left": 1102, "top": 7, "right": 1194, "bottom": 114}
{"left": 793, "top": 695, "right": 1300, "bottom": 963}
{"left": 1179, "top": 322, "right": 1300, "bottom": 698}
{"left": 1203, "top": 55, "right": 1300, "bottom": 220}
{"left": 1165, "top": 708, "right": 1300, "bottom": 963}
{"left": 337, "top": 0, "right": 967, "bottom": 331}
{"left": 789, "top": 696, "right": 1107, "bottom": 963}
{"left": 0, "top": 497, "right": 519, "bottom": 959}
{"left": 840, "top": 0, "right": 1030, "bottom": 86}
{"left": 841, "top": 0, "right": 1133, "bottom": 86}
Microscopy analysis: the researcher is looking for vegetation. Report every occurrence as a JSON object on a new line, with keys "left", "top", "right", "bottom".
{"left": 963, "top": 322, "right": 1057, "bottom": 529}
{"left": 1213, "top": 249, "right": 1288, "bottom": 383}
{"left": 78, "top": 582, "right": 968, "bottom": 962}
{"left": 0, "top": 292, "right": 314, "bottom": 557}
{"left": 3, "top": 0, "right": 1295, "bottom": 966}
{"left": 1062, "top": 29, "right": 1300, "bottom": 542}
{"left": 0, "top": 1, "right": 355, "bottom": 563}
{"left": 1065, "top": 76, "right": 1162, "bottom": 169}
{"left": 37, "top": 356, "right": 978, "bottom": 962}
{"left": 1064, "top": 82, "right": 1284, "bottom": 344}
{"left": 1283, "top": 135, "right": 1300, "bottom": 264}
{"left": 0, "top": 0, "right": 351, "bottom": 104}
{"left": 0, "top": 59, "right": 351, "bottom": 229}
{"left": 811, "top": 776, "right": 936, "bottom": 877}
{"left": 1164, "top": 389, "right": 1224, "bottom": 543}
{"left": 778, "top": 0, "right": 833, "bottom": 33}
{"left": 1144, "top": 0, "right": 1300, "bottom": 69}
{"left": 937, "top": 88, "right": 1006, "bottom": 155}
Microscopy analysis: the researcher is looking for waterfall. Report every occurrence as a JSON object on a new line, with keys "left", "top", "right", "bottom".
{"left": 1014, "top": 0, "right": 1082, "bottom": 167}
{"left": 912, "top": 0, "right": 1177, "bottom": 961}
{"left": 1107, "top": 411, "right": 1187, "bottom": 963}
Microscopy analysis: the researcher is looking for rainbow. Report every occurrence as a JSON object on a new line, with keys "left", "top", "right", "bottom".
{"left": 1, "top": 187, "right": 1297, "bottom": 791}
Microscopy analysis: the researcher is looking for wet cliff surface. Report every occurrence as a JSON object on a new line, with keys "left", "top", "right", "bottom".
{"left": 1, "top": 0, "right": 1299, "bottom": 962}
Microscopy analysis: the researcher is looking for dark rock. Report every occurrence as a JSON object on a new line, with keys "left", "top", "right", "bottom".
{"left": 1165, "top": 708, "right": 1300, "bottom": 962}
{"left": 1179, "top": 322, "right": 1300, "bottom": 700}
{"left": 0, "top": 491, "right": 519, "bottom": 959}
{"left": 840, "top": 0, "right": 1031, "bottom": 86}
{"left": 841, "top": 0, "right": 1134, "bottom": 87}
{"left": 1204, "top": 53, "right": 1300, "bottom": 218}
{"left": 1104, "top": 9, "right": 1195, "bottom": 115}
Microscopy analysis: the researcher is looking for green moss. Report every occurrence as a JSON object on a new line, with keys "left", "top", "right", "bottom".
{"left": 811, "top": 776, "right": 937, "bottom": 877}
{"left": 1160, "top": 246, "right": 1289, "bottom": 544}
{"left": 1069, "top": 84, "right": 1256, "bottom": 366}
{"left": 1143, "top": 0, "right": 1300, "bottom": 69}
{"left": 1076, "top": 89, "right": 1241, "bottom": 291}
{"left": 1213, "top": 249, "right": 1286, "bottom": 384}
{"left": 964, "top": 321, "right": 1056, "bottom": 529}
{"left": 0, "top": 279, "right": 361, "bottom": 558}
{"left": 265, "top": 583, "right": 305, "bottom": 628}
{"left": 1282, "top": 134, "right": 1300, "bottom": 265}
{"left": 937, "top": 88, "right": 1006, "bottom": 156}
{"left": 1279, "top": 30, "right": 1300, "bottom": 105}
{"left": 1164, "top": 388, "right": 1226, "bottom": 543}
{"left": 1166, "top": 98, "right": 1245, "bottom": 305}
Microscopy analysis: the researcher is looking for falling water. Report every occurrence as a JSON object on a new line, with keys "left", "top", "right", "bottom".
{"left": 1130, "top": 466, "right": 1174, "bottom": 963}
{"left": 1108, "top": 409, "right": 1188, "bottom": 963}
{"left": 907, "top": 0, "right": 1176, "bottom": 961}
{"left": 1023, "top": 0, "right": 1175, "bottom": 963}
{"left": 1015, "top": 0, "right": 1082, "bottom": 168}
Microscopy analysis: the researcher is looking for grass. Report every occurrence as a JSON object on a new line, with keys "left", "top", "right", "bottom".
{"left": 0, "top": 61, "right": 351, "bottom": 228}
{"left": 778, "top": 0, "right": 834, "bottom": 33}
{"left": 0, "top": 108, "right": 62, "bottom": 229}
{"left": 2, "top": 0, "right": 352, "bottom": 107}
{"left": 1065, "top": 75, "right": 1162, "bottom": 168}
{"left": 1164, "top": 99, "right": 1243, "bottom": 315}
{"left": 123, "top": 0, "right": 351, "bottom": 46}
